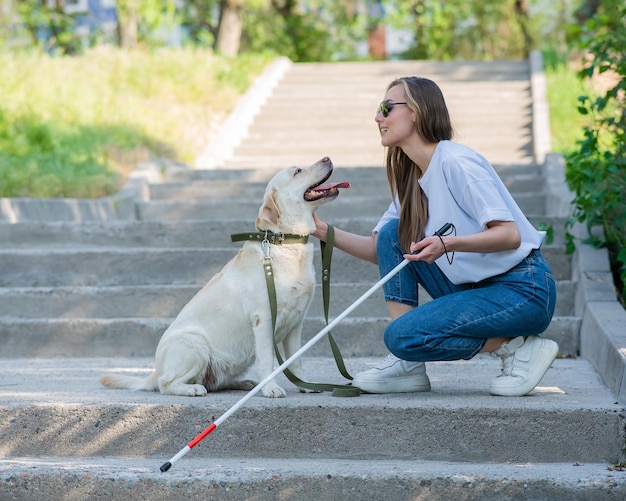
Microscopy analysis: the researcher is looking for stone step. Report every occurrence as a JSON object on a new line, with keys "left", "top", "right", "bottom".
{"left": 208, "top": 148, "right": 534, "bottom": 168}
{"left": 276, "top": 74, "right": 531, "bottom": 90}
{"left": 219, "top": 61, "right": 535, "bottom": 169}
{"left": 2, "top": 457, "right": 624, "bottom": 500}
{"left": 278, "top": 59, "right": 530, "bottom": 78}
{"left": 164, "top": 163, "right": 544, "bottom": 182}
{"left": 147, "top": 174, "right": 545, "bottom": 201}
{"left": 0, "top": 357, "right": 621, "bottom": 465}
{"left": 266, "top": 76, "right": 530, "bottom": 106}
{"left": 0, "top": 214, "right": 570, "bottom": 249}
{"left": 163, "top": 163, "right": 542, "bottom": 186}
{"left": 0, "top": 315, "right": 580, "bottom": 358}
{"left": 241, "top": 117, "right": 529, "bottom": 135}
{"left": 215, "top": 148, "right": 534, "bottom": 169}
{"left": 135, "top": 193, "right": 547, "bottom": 222}
{"left": 274, "top": 84, "right": 531, "bottom": 102}
{"left": 0, "top": 244, "right": 572, "bottom": 288}
{"left": 0, "top": 280, "right": 577, "bottom": 320}
{"left": 273, "top": 119, "right": 529, "bottom": 139}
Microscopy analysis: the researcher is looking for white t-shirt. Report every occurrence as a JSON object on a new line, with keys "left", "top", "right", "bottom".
{"left": 372, "top": 141, "right": 545, "bottom": 284}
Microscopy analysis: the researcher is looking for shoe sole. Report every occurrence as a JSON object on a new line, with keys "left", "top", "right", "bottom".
{"left": 489, "top": 338, "right": 558, "bottom": 397}
{"left": 352, "top": 377, "right": 431, "bottom": 394}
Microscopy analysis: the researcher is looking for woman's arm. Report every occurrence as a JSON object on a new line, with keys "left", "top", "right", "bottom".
{"left": 406, "top": 220, "right": 521, "bottom": 263}
{"left": 311, "top": 213, "right": 378, "bottom": 264}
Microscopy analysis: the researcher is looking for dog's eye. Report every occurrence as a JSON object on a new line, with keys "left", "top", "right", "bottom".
{"left": 293, "top": 168, "right": 302, "bottom": 177}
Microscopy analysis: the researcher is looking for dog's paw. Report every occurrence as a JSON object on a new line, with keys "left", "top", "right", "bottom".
{"left": 161, "top": 382, "right": 208, "bottom": 397}
{"left": 262, "top": 385, "right": 287, "bottom": 398}
{"left": 184, "top": 384, "right": 208, "bottom": 397}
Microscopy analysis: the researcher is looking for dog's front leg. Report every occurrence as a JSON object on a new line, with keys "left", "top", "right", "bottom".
{"left": 253, "top": 318, "right": 287, "bottom": 398}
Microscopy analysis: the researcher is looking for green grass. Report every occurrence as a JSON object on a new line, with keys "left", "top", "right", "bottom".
{"left": 0, "top": 47, "right": 271, "bottom": 198}
{"left": 544, "top": 59, "right": 596, "bottom": 155}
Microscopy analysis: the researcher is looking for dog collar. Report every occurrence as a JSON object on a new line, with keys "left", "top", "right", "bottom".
{"left": 230, "top": 231, "right": 309, "bottom": 245}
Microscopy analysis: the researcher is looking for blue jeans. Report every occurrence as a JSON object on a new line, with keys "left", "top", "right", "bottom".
{"left": 376, "top": 220, "right": 556, "bottom": 362}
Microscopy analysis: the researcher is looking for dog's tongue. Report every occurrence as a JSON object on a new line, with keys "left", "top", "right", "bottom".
{"left": 316, "top": 181, "right": 351, "bottom": 190}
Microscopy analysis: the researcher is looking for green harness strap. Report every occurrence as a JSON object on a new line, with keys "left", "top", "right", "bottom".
{"left": 231, "top": 228, "right": 360, "bottom": 397}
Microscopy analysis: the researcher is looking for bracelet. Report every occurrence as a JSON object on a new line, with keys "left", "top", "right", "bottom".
{"left": 437, "top": 234, "right": 454, "bottom": 265}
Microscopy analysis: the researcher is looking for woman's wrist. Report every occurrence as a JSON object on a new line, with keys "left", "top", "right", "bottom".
{"left": 312, "top": 222, "right": 328, "bottom": 242}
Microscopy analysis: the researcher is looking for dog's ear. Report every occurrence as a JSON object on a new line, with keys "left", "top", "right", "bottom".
{"left": 256, "top": 188, "right": 281, "bottom": 229}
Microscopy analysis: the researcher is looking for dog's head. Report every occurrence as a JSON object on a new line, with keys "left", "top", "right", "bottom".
{"left": 256, "top": 156, "right": 350, "bottom": 235}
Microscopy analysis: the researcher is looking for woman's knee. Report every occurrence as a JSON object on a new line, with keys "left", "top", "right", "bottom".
{"left": 383, "top": 324, "right": 403, "bottom": 357}
{"left": 384, "top": 320, "right": 421, "bottom": 360}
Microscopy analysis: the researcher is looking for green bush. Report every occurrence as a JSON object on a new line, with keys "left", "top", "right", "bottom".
{"left": 564, "top": 4, "right": 626, "bottom": 305}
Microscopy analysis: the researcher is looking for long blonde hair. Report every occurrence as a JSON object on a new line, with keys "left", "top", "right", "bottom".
{"left": 385, "top": 77, "right": 453, "bottom": 252}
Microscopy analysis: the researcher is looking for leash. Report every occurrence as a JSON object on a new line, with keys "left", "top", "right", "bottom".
{"left": 318, "top": 225, "right": 357, "bottom": 383}
{"left": 230, "top": 227, "right": 360, "bottom": 397}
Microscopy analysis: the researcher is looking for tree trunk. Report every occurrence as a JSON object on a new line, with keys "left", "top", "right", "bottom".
{"left": 574, "top": 0, "right": 601, "bottom": 24}
{"left": 216, "top": 0, "right": 243, "bottom": 57}
{"left": 116, "top": 0, "right": 139, "bottom": 48}
{"left": 514, "top": 0, "right": 533, "bottom": 57}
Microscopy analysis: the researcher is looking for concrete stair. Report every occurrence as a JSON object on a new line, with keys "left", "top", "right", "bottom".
{"left": 1, "top": 58, "right": 625, "bottom": 500}
{"left": 203, "top": 60, "right": 535, "bottom": 169}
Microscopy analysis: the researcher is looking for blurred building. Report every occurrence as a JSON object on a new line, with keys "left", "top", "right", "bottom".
{"left": 52, "top": 0, "right": 118, "bottom": 43}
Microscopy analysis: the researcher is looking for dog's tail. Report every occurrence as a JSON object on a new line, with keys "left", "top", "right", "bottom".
{"left": 100, "top": 371, "right": 159, "bottom": 392}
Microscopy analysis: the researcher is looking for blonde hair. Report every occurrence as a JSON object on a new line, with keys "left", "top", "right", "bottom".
{"left": 385, "top": 77, "right": 453, "bottom": 252}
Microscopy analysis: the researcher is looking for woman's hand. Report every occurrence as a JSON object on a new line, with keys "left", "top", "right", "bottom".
{"left": 404, "top": 220, "right": 521, "bottom": 263}
{"left": 311, "top": 212, "right": 378, "bottom": 264}
{"left": 405, "top": 236, "right": 444, "bottom": 263}
{"left": 310, "top": 212, "right": 328, "bottom": 241}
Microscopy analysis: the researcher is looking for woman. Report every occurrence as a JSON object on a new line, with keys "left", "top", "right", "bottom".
{"left": 312, "top": 76, "right": 558, "bottom": 397}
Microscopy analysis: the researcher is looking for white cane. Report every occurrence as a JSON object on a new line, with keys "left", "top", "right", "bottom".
{"left": 160, "top": 256, "right": 412, "bottom": 472}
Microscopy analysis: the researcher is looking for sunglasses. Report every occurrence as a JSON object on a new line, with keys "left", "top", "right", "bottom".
{"left": 378, "top": 100, "right": 407, "bottom": 117}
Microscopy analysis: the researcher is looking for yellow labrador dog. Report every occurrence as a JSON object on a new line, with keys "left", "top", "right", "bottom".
{"left": 100, "top": 156, "right": 349, "bottom": 398}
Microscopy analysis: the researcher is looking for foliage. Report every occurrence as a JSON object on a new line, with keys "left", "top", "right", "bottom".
{"left": 564, "top": 1, "right": 626, "bottom": 304}
{"left": 242, "top": 1, "right": 365, "bottom": 62}
{"left": 116, "top": 0, "right": 181, "bottom": 47}
{"left": 3, "top": 1, "right": 584, "bottom": 62}
{"left": 179, "top": 0, "right": 220, "bottom": 47}
{"left": 10, "top": 0, "right": 83, "bottom": 54}
{"left": 385, "top": 0, "right": 575, "bottom": 61}
{"left": 0, "top": 47, "right": 270, "bottom": 198}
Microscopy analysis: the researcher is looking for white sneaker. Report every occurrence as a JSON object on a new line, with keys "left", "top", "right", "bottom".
{"left": 489, "top": 336, "right": 558, "bottom": 397}
{"left": 352, "top": 354, "right": 431, "bottom": 393}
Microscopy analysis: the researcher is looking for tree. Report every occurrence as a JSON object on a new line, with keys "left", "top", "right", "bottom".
{"left": 513, "top": 0, "right": 532, "bottom": 56}
{"left": 216, "top": 0, "right": 244, "bottom": 56}
{"left": 116, "top": 0, "right": 140, "bottom": 48}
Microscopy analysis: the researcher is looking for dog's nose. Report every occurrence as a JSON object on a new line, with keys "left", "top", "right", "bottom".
{"left": 322, "top": 156, "right": 330, "bottom": 163}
